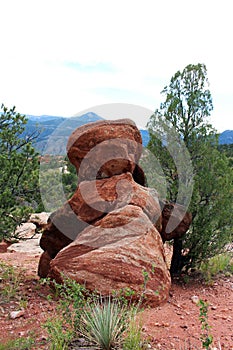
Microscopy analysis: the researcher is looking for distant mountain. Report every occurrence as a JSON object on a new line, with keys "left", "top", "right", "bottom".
{"left": 24, "top": 112, "right": 104, "bottom": 154}
{"left": 22, "top": 113, "right": 233, "bottom": 154}
{"left": 219, "top": 130, "right": 233, "bottom": 145}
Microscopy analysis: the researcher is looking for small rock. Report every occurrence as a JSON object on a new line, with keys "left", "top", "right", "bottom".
{"left": 10, "top": 309, "right": 25, "bottom": 319}
{"left": 191, "top": 295, "right": 199, "bottom": 304}
{"left": 162, "top": 322, "right": 170, "bottom": 327}
{"left": 0, "top": 241, "right": 10, "bottom": 253}
{"left": 180, "top": 324, "right": 188, "bottom": 329}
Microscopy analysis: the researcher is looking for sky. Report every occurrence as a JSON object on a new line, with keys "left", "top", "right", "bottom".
{"left": 0, "top": 0, "right": 232, "bottom": 131}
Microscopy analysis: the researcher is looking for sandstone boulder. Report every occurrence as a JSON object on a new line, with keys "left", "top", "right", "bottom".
{"left": 29, "top": 212, "right": 50, "bottom": 228}
{"left": 14, "top": 222, "right": 36, "bottom": 239}
{"left": 67, "top": 119, "right": 142, "bottom": 182}
{"left": 160, "top": 201, "right": 192, "bottom": 242}
{"left": 69, "top": 172, "right": 161, "bottom": 229}
{"left": 49, "top": 206, "right": 171, "bottom": 306}
{"left": 39, "top": 173, "right": 162, "bottom": 272}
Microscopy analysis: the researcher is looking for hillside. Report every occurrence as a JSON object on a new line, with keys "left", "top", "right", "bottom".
{"left": 24, "top": 112, "right": 103, "bottom": 154}
{"left": 219, "top": 130, "right": 233, "bottom": 144}
{"left": 24, "top": 113, "right": 150, "bottom": 154}
{"left": 23, "top": 114, "right": 233, "bottom": 154}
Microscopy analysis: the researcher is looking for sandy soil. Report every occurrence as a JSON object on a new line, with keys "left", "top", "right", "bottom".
{"left": 0, "top": 251, "right": 232, "bottom": 350}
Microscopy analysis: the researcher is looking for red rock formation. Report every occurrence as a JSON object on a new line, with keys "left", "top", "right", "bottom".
{"left": 39, "top": 118, "right": 191, "bottom": 306}
{"left": 49, "top": 206, "right": 171, "bottom": 306}
{"left": 67, "top": 119, "right": 142, "bottom": 182}
{"left": 160, "top": 201, "right": 192, "bottom": 242}
{"left": 38, "top": 173, "right": 162, "bottom": 278}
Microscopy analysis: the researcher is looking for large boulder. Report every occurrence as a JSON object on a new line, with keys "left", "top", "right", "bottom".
{"left": 38, "top": 173, "right": 162, "bottom": 277}
{"left": 67, "top": 119, "right": 142, "bottom": 182}
{"left": 49, "top": 206, "right": 171, "bottom": 306}
{"left": 69, "top": 172, "right": 161, "bottom": 229}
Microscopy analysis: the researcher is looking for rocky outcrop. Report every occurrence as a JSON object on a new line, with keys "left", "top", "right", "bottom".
{"left": 38, "top": 118, "right": 191, "bottom": 306}
{"left": 49, "top": 206, "right": 170, "bottom": 306}
{"left": 38, "top": 172, "right": 162, "bottom": 277}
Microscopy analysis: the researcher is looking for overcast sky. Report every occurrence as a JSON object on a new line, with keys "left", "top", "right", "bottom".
{"left": 0, "top": 0, "right": 232, "bottom": 131}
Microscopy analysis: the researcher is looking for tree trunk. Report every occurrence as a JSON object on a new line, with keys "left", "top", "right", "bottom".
{"left": 170, "top": 238, "right": 183, "bottom": 276}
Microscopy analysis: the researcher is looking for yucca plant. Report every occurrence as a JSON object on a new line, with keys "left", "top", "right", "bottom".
{"left": 80, "top": 297, "right": 128, "bottom": 349}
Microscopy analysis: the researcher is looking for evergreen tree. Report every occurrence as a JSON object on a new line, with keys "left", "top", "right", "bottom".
{"left": 147, "top": 64, "right": 233, "bottom": 274}
{"left": 0, "top": 104, "right": 41, "bottom": 240}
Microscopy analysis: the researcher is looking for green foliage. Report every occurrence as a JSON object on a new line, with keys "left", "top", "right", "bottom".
{"left": 62, "top": 156, "right": 78, "bottom": 199}
{"left": 41, "top": 275, "right": 87, "bottom": 329}
{"left": 42, "top": 276, "right": 147, "bottom": 349}
{"left": 0, "top": 336, "right": 35, "bottom": 350}
{"left": 200, "top": 252, "right": 233, "bottom": 281}
{"left": 123, "top": 311, "right": 145, "bottom": 350}
{"left": 147, "top": 63, "right": 233, "bottom": 273}
{"left": 39, "top": 155, "right": 78, "bottom": 212}
{"left": 43, "top": 317, "right": 73, "bottom": 350}
{"left": 218, "top": 143, "right": 233, "bottom": 167}
{"left": 80, "top": 297, "right": 128, "bottom": 349}
{"left": 0, "top": 104, "right": 41, "bottom": 240}
{"left": 0, "top": 261, "right": 23, "bottom": 301}
{"left": 198, "top": 299, "right": 213, "bottom": 349}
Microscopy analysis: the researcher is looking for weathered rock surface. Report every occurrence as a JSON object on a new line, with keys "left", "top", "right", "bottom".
{"left": 38, "top": 118, "right": 193, "bottom": 306}
{"left": 67, "top": 119, "right": 142, "bottom": 182}
{"left": 0, "top": 241, "right": 11, "bottom": 253}
{"left": 38, "top": 251, "right": 52, "bottom": 278}
{"left": 38, "top": 173, "right": 162, "bottom": 273}
{"left": 160, "top": 201, "right": 192, "bottom": 242}
{"left": 29, "top": 212, "right": 50, "bottom": 228}
{"left": 7, "top": 234, "right": 43, "bottom": 254}
{"left": 14, "top": 222, "right": 37, "bottom": 239}
{"left": 49, "top": 206, "right": 171, "bottom": 306}
{"left": 69, "top": 172, "right": 161, "bottom": 229}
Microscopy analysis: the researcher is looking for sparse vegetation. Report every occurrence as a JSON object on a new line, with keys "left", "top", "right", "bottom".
{"left": 200, "top": 252, "right": 233, "bottom": 282}
{"left": 0, "top": 336, "right": 35, "bottom": 350}
{"left": 0, "top": 261, "right": 23, "bottom": 301}
{"left": 79, "top": 297, "right": 128, "bottom": 349}
{"left": 198, "top": 299, "right": 213, "bottom": 349}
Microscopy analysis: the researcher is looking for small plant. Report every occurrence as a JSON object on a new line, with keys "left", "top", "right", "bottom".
{"left": 112, "top": 287, "right": 136, "bottom": 307}
{"left": 80, "top": 297, "right": 128, "bottom": 349}
{"left": 44, "top": 317, "right": 73, "bottom": 350}
{"left": 0, "top": 261, "right": 23, "bottom": 301}
{"left": 198, "top": 299, "right": 213, "bottom": 349}
{"left": 142, "top": 269, "right": 149, "bottom": 289}
{"left": 200, "top": 252, "right": 233, "bottom": 282}
{"left": 41, "top": 275, "right": 87, "bottom": 329}
{"left": 123, "top": 310, "right": 146, "bottom": 350}
{"left": 0, "top": 335, "right": 35, "bottom": 350}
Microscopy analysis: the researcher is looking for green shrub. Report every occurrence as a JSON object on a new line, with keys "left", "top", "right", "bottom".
{"left": 123, "top": 310, "right": 145, "bottom": 350}
{"left": 200, "top": 252, "right": 233, "bottom": 281}
{"left": 44, "top": 317, "right": 73, "bottom": 350}
{"left": 0, "top": 261, "right": 22, "bottom": 301}
{"left": 80, "top": 297, "right": 128, "bottom": 349}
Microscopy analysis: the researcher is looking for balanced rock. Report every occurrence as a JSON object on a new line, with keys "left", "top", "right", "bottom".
{"left": 38, "top": 118, "right": 177, "bottom": 306}
{"left": 67, "top": 119, "right": 142, "bottom": 182}
{"left": 49, "top": 205, "right": 171, "bottom": 306}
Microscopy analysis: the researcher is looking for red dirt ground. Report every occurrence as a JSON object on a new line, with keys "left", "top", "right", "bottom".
{"left": 0, "top": 251, "right": 232, "bottom": 349}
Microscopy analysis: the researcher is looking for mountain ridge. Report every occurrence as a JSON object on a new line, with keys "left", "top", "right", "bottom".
{"left": 23, "top": 114, "right": 233, "bottom": 154}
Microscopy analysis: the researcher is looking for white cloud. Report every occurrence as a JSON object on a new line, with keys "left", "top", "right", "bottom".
{"left": 0, "top": 0, "right": 232, "bottom": 131}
